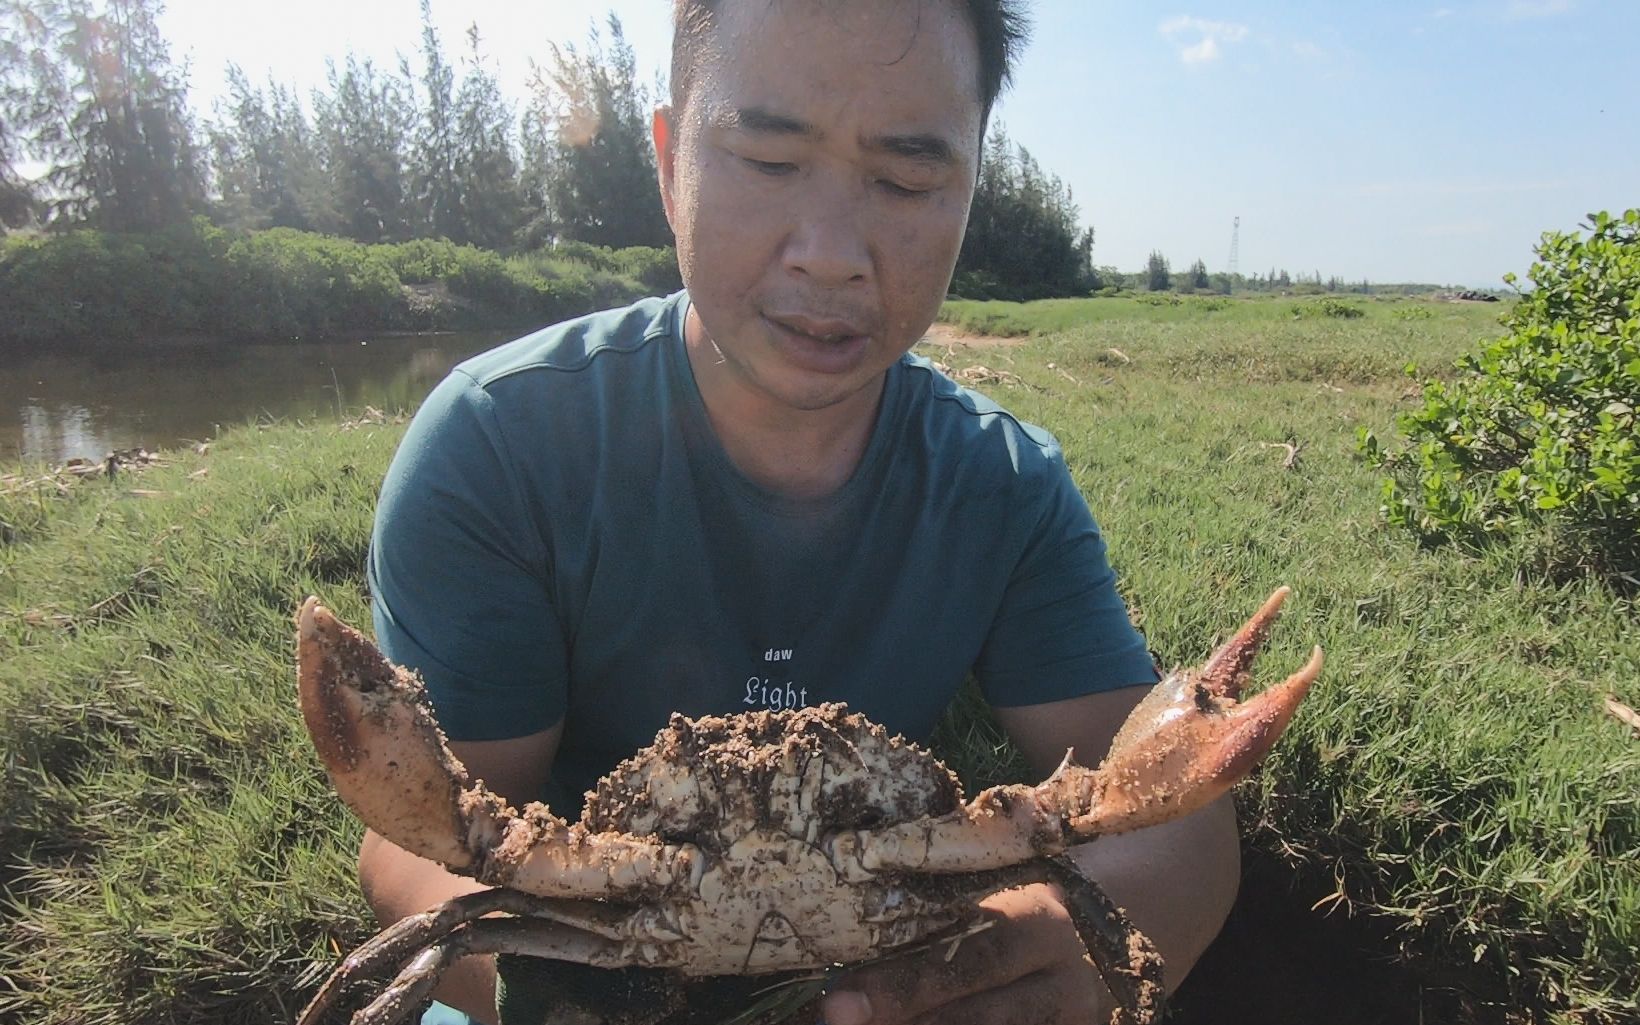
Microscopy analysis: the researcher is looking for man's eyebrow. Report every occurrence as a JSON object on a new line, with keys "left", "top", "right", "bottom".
{"left": 711, "top": 106, "right": 815, "bottom": 137}
{"left": 863, "top": 132, "right": 958, "bottom": 166}
{"left": 712, "top": 107, "right": 959, "bottom": 166}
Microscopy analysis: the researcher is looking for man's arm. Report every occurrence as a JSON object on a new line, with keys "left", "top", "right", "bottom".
{"left": 819, "top": 687, "right": 1241, "bottom": 1025}
{"left": 356, "top": 726, "right": 563, "bottom": 1024}
{"left": 999, "top": 688, "right": 1242, "bottom": 988}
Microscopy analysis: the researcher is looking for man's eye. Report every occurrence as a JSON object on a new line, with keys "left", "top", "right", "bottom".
{"left": 878, "top": 180, "right": 931, "bottom": 198}
{"left": 745, "top": 158, "right": 796, "bottom": 176}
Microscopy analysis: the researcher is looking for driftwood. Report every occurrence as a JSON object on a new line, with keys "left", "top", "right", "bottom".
{"left": 1, "top": 448, "right": 164, "bottom": 496}
{"left": 1606, "top": 696, "right": 1640, "bottom": 738}
{"left": 1260, "top": 441, "right": 1303, "bottom": 470}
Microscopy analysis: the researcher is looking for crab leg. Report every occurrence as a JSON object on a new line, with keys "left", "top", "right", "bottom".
{"left": 297, "top": 599, "right": 699, "bottom": 898}
{"left": 1039, "top": 855, "right": 1164, "bottom": 1025}
{"left": 301, "top": 916, "right": 634, "bottom": 1025}
{"left": 828, "top": 589, "right": 1321, "bottom": 877}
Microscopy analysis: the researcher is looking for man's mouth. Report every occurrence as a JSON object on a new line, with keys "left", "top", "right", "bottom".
{"left": 765, "top": 313, "right": 868, "bottom": 344}
{"left": 760, "top": 312, "right": 875, "bottom": 374}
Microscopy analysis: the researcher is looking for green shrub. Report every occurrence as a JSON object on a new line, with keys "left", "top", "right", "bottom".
{"left": 0, "top": 219, "right": 230, "bottom": 341}
{"left": 0, "top": 227, "right": 676, "bottom": 343}
{"left": 544, "top": 240, "right": 683, "bottom": 295}
{"left": 379, "top": 237, "right": 469, "bottom": 283}
{"left": 1361, "top": 209, "right": 1640, "bottom": 582}
{"left": 1292, "top": 297, "right": 1365, "bottom": 319}
{"left": 219, "top": 229, "right": 407, "bottom": 339}
{"left": 947, "top": 268, "right": 1008, "bottom": 301}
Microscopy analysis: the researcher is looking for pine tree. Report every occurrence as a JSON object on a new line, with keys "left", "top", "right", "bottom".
{"left": 953, "top": 123, "right": 1096, "bottom": 299}
{"left": 313, "top": 55, "right": 412, "bottom": 242}
{"left": 1, "top": 0, "right": 203, "bottom": 230}
{"left": 208, "top": 66, "right": 330, "bottom": 231}
{"left": 407, "top": 0, "right": 461, "bottom": 241}
{"left": 450, "top": 23, "right": 523, "bottom": 250}
{"left": 0, "top": 23, "right": 36, "bottom": 228}
{"left": 523, "top": 15, "right": 670, "bottom": 248}
{"left": 1188, "top": 258, "right": 1209, "bottom": 290}
{"left": 1146, "top": 251, "right": 1172, "bottom": 291}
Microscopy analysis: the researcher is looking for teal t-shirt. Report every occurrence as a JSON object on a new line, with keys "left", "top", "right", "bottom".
{"left": 368, "top": 291, "right": 1155, "bottom": 810}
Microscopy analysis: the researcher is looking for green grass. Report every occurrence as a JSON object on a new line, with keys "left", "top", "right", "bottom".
{"left": 0, "top": 424, "right": 393, "bottom": 1024}
{"left": 0, "top": 295, "right": 1634, "bottom": 1024}
{"left": 924, "top": 297, "right": 1635, "bottom": 1023}
{"left": 938, "top": 292, "right": 1508, "bottom": 347}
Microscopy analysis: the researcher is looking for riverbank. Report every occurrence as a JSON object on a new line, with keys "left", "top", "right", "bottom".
{"left": 0, "top": 221, "right": 682, "bottom": 345}
{"left": 0, "top": 297, "right": 1634, "bottom": 1024}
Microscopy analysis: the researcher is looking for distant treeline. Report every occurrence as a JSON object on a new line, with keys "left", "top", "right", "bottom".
{"left": 0, "top": 0, "right": 1149, "bottom": 309}
{"left": 0, "top": 220, "right": 681, "bottom": 343}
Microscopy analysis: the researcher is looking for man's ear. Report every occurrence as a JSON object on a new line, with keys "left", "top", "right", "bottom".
{"left": 653, "top": 105, "right": 679, "bottom": 230}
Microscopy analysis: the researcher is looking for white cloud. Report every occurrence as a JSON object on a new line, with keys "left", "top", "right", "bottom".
{"left": 1159, "top": 16, "right": 1250, "bottom": 64}
{"left": 1181, "top": 37, "right": 1220, "bottom": 63}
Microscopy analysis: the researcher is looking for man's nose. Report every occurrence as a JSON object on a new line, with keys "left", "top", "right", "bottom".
{"left": 782, "top": 190, "right": 872, "bottom": 287}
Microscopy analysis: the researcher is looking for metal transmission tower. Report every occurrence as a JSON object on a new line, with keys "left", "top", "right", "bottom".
{"left": 1227, "top": 216, "right": 1241, "bottom": 281}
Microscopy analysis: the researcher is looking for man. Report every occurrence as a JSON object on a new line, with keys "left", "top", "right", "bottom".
{"left": 360, "top": 1, "right": 1241, "bottom": 1023}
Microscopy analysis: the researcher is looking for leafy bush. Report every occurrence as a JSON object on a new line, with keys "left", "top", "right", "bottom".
{"left": 379, "top": 237, "right": 470, "bottom": 284}
{"left": 220, "top": 229, "right": 406, "bottom": 339}
{"left": 0, "top": 219, "right": 230, "bottom": 341}
{"left": 1291, "top": 297, "right": 1365, "bottom": 319}
{"left": 1362, "top": 209, "right": 1639, "bottom": 582}
{"left": 0, "top": 226, "right": 672, "bottom": 343}
{"left": 545, "top": 240, "right": 683, "bottom": 295}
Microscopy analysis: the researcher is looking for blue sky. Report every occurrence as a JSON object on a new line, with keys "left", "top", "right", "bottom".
{"left": 158, "top": 0, "right": 1638, "bottom": 287}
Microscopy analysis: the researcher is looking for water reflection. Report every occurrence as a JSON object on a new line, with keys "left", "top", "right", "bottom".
{"left": 1, "top": 331, "right": 513, "bottom": 465}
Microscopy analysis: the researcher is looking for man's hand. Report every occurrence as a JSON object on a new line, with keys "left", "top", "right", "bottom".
{"left": 817, "top": 883, "right": 1111, "bottom": 1025}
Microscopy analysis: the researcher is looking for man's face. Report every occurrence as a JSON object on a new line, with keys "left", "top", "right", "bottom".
{"left": 656, "top": 0, "right": 983, "bottom": 415}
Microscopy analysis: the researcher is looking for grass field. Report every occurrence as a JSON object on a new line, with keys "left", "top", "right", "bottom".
{"left": 0, "top": 295, "right": 1634, "bottom": 1024}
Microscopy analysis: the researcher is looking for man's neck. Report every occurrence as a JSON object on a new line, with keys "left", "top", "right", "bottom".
{"left": 684, "top": 310, "right": 885, "bottom": 502}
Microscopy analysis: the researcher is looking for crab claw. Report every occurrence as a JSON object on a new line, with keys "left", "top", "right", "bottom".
{"left": 829, "top": 589, "right": 1321, "bottom": 880}
{"left": 1052, "top": 586, "right": 1323, "bottom": 837}
{"left": 296, "top": 598, "right": 696, "bottom": 899}
{"left": 297, "top": 597, "right": 484, "bottom": 873}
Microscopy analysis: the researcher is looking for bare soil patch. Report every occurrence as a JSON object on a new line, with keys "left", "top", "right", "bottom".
{"left": 922, "top": 323, "right": 1029, "bottom": 349}
{"left": 1167, "top": 853, "right": 1507, "bottom": 1025}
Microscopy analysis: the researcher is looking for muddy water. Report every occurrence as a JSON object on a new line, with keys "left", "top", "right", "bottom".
{"left": 0, "top": 331, "right": 512, "bottom": 465}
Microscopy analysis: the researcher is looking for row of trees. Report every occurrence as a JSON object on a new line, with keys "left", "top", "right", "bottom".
{"left": 0, "top": 0, "right": 671, "bottom": 250}
{"left": 1140, "top": 250, "right": 1406, "bottom": 296}
{"left": 0, "top": 0, "right": 1103, "bottom": 297}
{"left": 955, "top": 127, "right": 1096, "bottom": 300}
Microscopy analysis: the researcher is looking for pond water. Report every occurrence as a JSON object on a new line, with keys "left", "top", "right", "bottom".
{"left": 0, "top": 331, "right": 514, "bottom": 465}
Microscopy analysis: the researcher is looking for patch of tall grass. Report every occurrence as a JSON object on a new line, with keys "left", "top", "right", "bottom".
{"left": 923, "top": 304, "right": 1636, "bottom": 1023}
{"left": 0, "top": 423, "right": 395, "bottom": 1024}
{"left": 0, "top": 296, "right": 1632, "bottom": 1024}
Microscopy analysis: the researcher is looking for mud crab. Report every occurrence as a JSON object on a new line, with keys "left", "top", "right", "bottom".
{"left": 295, "top": 589, "right": 1322, "bottom": 1025}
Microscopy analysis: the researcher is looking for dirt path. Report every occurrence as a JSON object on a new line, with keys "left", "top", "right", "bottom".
{"left": 920, "top": 323, "right": 1028, "bottom": 349}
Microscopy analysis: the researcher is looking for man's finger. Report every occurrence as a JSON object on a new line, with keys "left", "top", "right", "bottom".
{"left": 820, "top": 884, "right": 1081, "bottom": 1023}
{"left": 904, "top": 967, "right": 1104, "bottom": 1025}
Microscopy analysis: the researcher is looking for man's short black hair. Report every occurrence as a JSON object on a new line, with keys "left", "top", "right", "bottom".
{"left": 670, "top": 0, "right": 1029, "bottom": 122}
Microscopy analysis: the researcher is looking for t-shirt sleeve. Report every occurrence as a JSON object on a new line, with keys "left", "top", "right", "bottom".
{"left": 974, "top": 450, "right": 1157, "bottom": 707}
{"left": 366, "top": 369, "right": 569, "bottom": 740}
